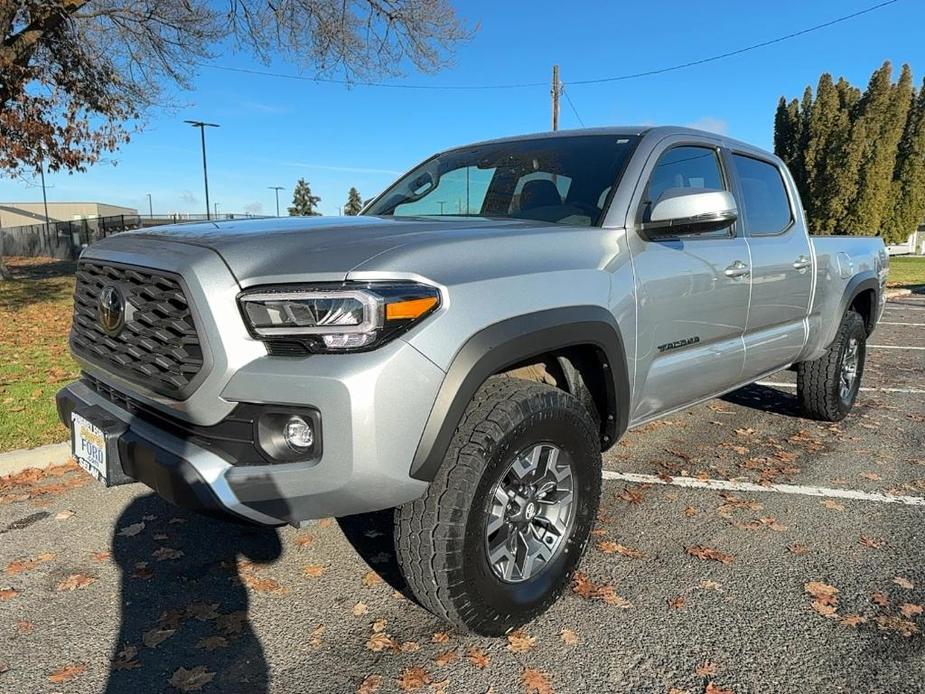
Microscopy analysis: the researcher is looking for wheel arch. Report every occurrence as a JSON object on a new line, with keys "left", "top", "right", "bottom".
{"left": 839, "top": 273, "right": 881, "bottom": 336}
{"left": 409, "top": 306, "right": 630, "bottom": 482}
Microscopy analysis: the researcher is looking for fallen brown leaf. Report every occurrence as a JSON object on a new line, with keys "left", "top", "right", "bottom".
{"left": 521, "top": 668, "right": 554, "bottom": 694}
{"left": 56, "top": 573, "right": 95, "bottom": 591}
{"left": 860, "top": 472, "right": 882, "bottom": 481}
{"left": 396, "top": 666, "right": 431, "bottom": 691}
{"left": 467, "top": 647, "right": 491, "bottom": 668}
{"left": 0, "top": 588, "right": 18, "bottom": 601}
{"left": 559, "top": 628, "right": 578, "bottom": 645}
{"left": 858, "top": 535, "right": 884, "bottom": 549}
{"left": 152, "top": 546, "right": 184, "bottom": 561}
{"left": 839, "top": 615, "right": 867, "bottom": 627}
{"left": 667, "top": 595, "right": 686, "bottom": 610}
{"left": 16, "top": 620, "right": 32, "bottom": 635}
{"left": 142, "top": 627, "right": 176, "bottom": 648}
{"left": 118, "top": 521, "right": 145, "bottom": 537}
{"left": 434, "top": 648, "right": 458, "bottom": 666}
{"left": 357, "top": 674, "right": 383, "bottom": 694}
{"left": 366, "top": 632, "right": 398, "bottom": 653}
{"left": 431, "top": 631, "right": 450, "bottom": 644}
{"left": 597, "top": 541, "right": 646, "bottom": 559}
{"left": 169, "top": 666, "right": 216, "bottom": 691}
{"left": 820, "top": 499, "right": 845, "bottom": 512}
{"left": 5, "top": 552, "right": 55, "bottom": 575}
{"left": 91, "top": 550, "right": 111, "bottom": 561}
{"left": 352, "top": 602, "right": 369, "bottom": 616}
{"left": 686, "top": 545, "right": 734, "bottom": 565}
{"left": 187, "top": 602, "right": 219, "bottom": 621}
{"left": 241, "top": 574, "right": 286, "bottom": 594}
{"left": 111, "top": 644, "right": 141, "bottom": 671}
{"left": 399, "top": 641, "right": 420, "bottom": 653}
{"left": 695, "top": 662, "right": 719, "bottom": 677}
{"left": 292, "top": 533, "right": 315, "bottom": 547}
{"left": 900, "top": 603, "right": 924, "bottom": 618}
{"left": 787, "top": 544, "right": 809, "bottom": 555}
{"left": 303, "top": 564, "right": 327, "bottom": 578}
{"left": 371, "top": 618, "right": 387, "bottom": 633}
{"left": 871, "top": 591, "right": 890, "bottom": 607}
{"left": 48, "top": 662, "right": 86, "bottom": 683}
{"left": 894, "top": 576, "right": 914, "bottom": 590}
{"left": 617, "top": 487, "right": 644, "bottom": 504}
{"left": 705, "top": 683, "right": 733, "bottom": 694}
{"left": 362, "top": 571, "right": 382, "bottom": 588}
{"left": 197, "top": 636, "right": 229, "bottom": 651}
{"left": 875, "top": 614, "right": 919, "bottom": 637}
{"left": 507, "top": 630, "right": 537, "bottom": 653}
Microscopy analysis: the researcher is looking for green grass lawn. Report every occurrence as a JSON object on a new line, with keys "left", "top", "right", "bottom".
{"left": 0, "top": 257, "right": 79, "bottom": 452}
{"left": 887, "top": 255, "right": 925, "bottom": 289}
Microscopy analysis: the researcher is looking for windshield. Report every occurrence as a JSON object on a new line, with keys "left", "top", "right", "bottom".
{"left": 365, "top": 134, "right": 640, "bottom": 226}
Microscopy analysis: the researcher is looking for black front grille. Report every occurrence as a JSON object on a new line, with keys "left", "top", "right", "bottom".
{"left": 70, "top": 261, "right": 204, "bottom": 397}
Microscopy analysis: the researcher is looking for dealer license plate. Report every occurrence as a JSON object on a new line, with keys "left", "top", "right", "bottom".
{"left": 71, "top": 412, "right": 107, "bottom": 483}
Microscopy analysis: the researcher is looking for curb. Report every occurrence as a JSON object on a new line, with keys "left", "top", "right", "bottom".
{"left": 886, "top": 288, "right": 912, "bottom": 299}
{"left": 0, "top": 442, "right": 71, "bottom": 478}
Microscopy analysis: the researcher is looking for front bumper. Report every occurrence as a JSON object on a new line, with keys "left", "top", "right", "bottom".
{"left": 57, "top": 363, "right": 435, "bottom": 526}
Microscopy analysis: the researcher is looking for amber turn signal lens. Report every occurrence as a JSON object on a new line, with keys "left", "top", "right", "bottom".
{"left": 385, "top": 296, "right": 438, "bottom": 321}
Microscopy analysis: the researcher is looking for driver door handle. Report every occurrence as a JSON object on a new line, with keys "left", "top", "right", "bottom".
{"left": 793, "top": 255, "right": 812, "bottom": 271}
{"left": 724, "top": 260, "right": 750, "bottom": 279}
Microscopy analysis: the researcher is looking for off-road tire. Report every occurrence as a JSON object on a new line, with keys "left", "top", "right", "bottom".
{"left": 394, "top": 376, "right": 601, "bottom": 636}
{"left": 797, "top": 310, "right": 867, "bottom": 421}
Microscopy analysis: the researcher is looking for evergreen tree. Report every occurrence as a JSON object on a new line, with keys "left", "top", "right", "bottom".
{"left": 885, "top": 79, "right": 925, "bottom": 244}
{"left": 344, "top": 187, "right": 364, "bottom": 215}
{"left": 842, "top": 62, "right": 911, "bottom": 235}
{"left": 802, "top": 74, "right": 857, "bottom": 235}
{"left": 288, "top": 178, "right": 321, "bottom": 216}
{"left": 778, "top": 62, "right": 925, "bottom": 241}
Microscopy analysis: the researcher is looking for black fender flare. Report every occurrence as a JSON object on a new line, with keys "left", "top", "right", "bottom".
{"left": 837, "top": 272, "right": 881, "bottom": 334}
{"left": 409, "top": 306, "right": 630, "bottom": 482}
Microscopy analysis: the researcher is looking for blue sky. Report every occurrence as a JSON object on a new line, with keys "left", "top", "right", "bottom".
{"left": 2, "top": 0, "right": 924, "bottom": 218}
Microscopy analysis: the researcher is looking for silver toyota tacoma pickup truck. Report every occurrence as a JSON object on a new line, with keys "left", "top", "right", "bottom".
{"left": 57, "top": 126, "right": 888, "bottom": 635}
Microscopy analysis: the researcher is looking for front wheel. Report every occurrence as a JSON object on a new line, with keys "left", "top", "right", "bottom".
{"left": 394, "top": 377, "right": 601, "bottom": 635}
{"left": 796, "top": 309, "right": 867, "bottom": 421}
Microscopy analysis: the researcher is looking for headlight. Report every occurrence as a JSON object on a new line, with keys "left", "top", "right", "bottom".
{"left": 238, "top": 282, "right": 441, "bottom": 353}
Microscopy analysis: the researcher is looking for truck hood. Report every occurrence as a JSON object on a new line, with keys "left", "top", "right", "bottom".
{"left": 120, "top": 215, "right": 551, "bottom": 284}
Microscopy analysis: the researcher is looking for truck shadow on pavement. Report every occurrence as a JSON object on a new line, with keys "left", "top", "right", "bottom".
{"left": 720, "top": 383, "right": 803, "bottom": 418}
{"left": 337, "top": 509, "right": 414, "bottom": 598}
{"left": 105, "top": 494, "right": 281, "bottom": 693}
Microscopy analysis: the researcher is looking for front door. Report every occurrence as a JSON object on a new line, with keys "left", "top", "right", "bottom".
{"left": 627, "top": 142, "right": 751, "bottom": 424}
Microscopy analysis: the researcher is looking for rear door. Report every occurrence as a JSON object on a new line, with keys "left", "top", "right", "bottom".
{"left": 626, "top": 139, "right": 751, "bottom": 423}
{"left": 730, "top": 152, "right": 813, "bottom": 379}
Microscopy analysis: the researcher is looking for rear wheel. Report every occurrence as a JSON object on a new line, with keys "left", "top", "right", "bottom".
{"left": 797, "top": 309, "right": 867, "bottom": 421}
{"left": 394, "top": 377, "right": 601, "bottom": 635}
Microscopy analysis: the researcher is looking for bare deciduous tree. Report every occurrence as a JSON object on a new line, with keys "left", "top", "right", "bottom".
{"left": 0, "top": 1, "right": 469, "bottom": 175}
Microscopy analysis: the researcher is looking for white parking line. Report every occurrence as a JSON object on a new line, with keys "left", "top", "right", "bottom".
{"left": 602, "top": 471, "right": 925, "bottom": 506}
{"left": 869, "top": 344, "right": 925, "bottom": 350}
{"left": 879, "top": 322, "right": 925, "bottom": 327}
{"left": 755, "top": 381, "right": 925, "bottom": 394}
{"left": 885, "top": 305, "right": 925, "bottom": 312}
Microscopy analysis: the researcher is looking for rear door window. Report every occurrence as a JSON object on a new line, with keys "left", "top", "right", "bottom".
{"left": 731, "top": 154, "right": 792, "bottom": 235}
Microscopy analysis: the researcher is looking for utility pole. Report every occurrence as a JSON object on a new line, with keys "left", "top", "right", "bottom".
{"left": 184, "top": 120, "right": 219, "bottom": 219}
{"left": 268, "top": 186, "right": 284, "bottom": 217}
{"left": 551, "top": 64, "right": 561, "bottom": 131}
{"left": 214, "top": 202, "right": 219, "bottom": 218}
{"left": 146, "top": 193, "right": 153, "bottom": 218}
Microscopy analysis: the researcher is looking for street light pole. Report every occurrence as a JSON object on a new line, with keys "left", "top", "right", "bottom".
{"left": 146, "top": 193, "right": 153, "bottom": 218}
{"left": 184, "top": 120, "right": 220, "bottom": 219}
{"left": 268, "top": 186, "right": 284, "bottom": 217}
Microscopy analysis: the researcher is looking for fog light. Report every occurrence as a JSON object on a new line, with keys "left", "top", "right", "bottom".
{"left": 283, "top": 415, "right": 314, "bottom": 451}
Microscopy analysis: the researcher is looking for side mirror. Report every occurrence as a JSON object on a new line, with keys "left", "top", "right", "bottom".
{"left": 641, "top": 188, "right": 737, "bottom": 236}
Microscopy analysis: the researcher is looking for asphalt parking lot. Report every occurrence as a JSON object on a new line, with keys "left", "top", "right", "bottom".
{"left": 1, "top": 295, "right": 923, "bottom": 694}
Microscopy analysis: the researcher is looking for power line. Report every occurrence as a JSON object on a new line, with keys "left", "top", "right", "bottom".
{"left": 197, "top": 0, "right": 901, "bottom": 92}
{"left": 562, "top": 88, "right": 585, "bottom": 127}
{"left": 569, "top": 0, "right": 902, "bottom": 86}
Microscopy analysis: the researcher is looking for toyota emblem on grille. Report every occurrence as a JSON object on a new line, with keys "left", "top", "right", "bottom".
{"left": 97, "top": 285, "right": 125, "bottom": 335}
